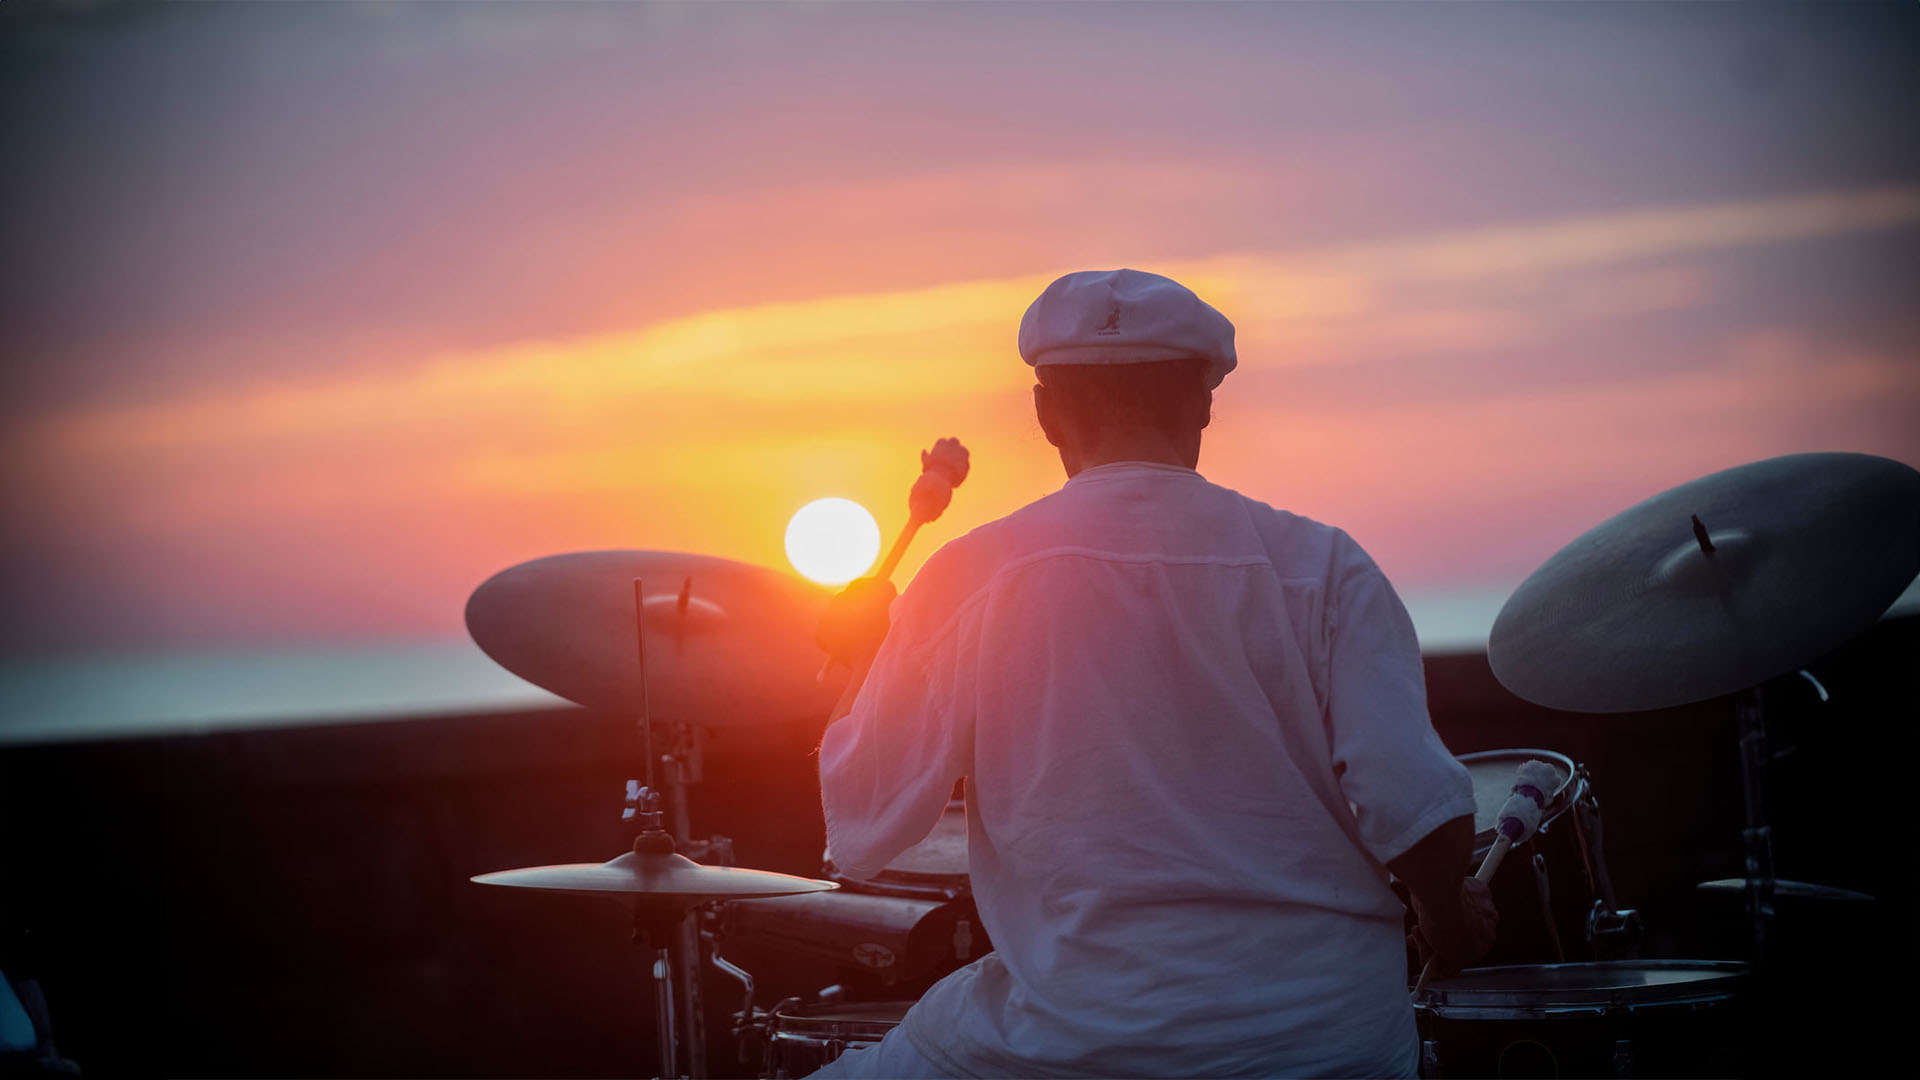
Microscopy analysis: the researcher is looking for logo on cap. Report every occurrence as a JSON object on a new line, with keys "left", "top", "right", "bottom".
{"left": 1096, "top": 303, "right": 1122, "bottom": 336}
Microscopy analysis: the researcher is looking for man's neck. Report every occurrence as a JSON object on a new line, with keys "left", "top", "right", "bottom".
{"left": 1060, "top": 431, "right": 1200, "bottom": 477}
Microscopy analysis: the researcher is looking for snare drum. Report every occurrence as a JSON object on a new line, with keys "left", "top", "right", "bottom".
{"left": 1415, "top": 961, "right": 1749, "bottom": 1078}
{"left": 824, "top": 800, "right": 970, "bottom": 900}
{"left": 1455, "top": 749, "right": 1620, "bottom": 967}
{"left": 765, "top": 1001, "right": 912, "bottom": 1078}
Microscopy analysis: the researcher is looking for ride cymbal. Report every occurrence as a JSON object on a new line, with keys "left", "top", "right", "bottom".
{"left": 466, "top": 550, "right": 842, "bottom": 724}
{"left": 1489, "top": 452, "right": 1920, "bottom": 713}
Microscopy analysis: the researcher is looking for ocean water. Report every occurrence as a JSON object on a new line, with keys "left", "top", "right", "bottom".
{"left": 3, "top": 582, "right": 1914, "bottom": 746}
{"left": 0, "top": 639, "right": 567, "bottom": 745}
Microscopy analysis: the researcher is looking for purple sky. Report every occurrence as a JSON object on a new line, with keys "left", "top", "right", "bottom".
{"left": 0, "top": 1, "right": 1915, "bottom": 656}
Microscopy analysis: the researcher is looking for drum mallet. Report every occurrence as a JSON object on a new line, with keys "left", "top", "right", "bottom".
{"left": 818, "top": 438, "right": 970, "bottom": 682}
{"left": 874, "top": 437, "right": 970, "bottom": 582}
{"left": 1411, "top": 759, "right": 1558, "bottom": 999}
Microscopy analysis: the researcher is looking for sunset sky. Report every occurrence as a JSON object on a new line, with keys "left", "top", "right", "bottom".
{"left": 2, "top": 1, "right": 1916, "bottom": 664}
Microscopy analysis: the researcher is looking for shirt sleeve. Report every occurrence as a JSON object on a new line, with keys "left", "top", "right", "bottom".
{"left": 1323, "top": 534, "right": 1476, "bottom": 865}
{"left": 818, "top": 551, "right": 976, "bottom": 882}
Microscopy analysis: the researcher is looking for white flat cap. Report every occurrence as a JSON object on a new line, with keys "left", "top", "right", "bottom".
{"left": 1018, "top": 268, "right": 1236, "bottom": 388}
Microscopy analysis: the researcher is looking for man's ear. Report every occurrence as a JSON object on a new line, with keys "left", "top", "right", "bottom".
{"left": 1195, "top": 387, "right": 1213, "bottom": 431}
{"left": 1034, "top": 383, "right": 1067, "bottom": 448}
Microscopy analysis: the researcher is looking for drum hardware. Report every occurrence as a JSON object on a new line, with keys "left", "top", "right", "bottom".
{"left": 1565, "top": 783, "right": 1639, "bottom": 960}
{"left": 1528, "top": 853, "right": 1564, "bottom": 963}
{"left": 758, "top": 999, "right": 915, "bottom": 1079}
{"left": 1585, "top": 903, "right": 1641, "bottom": 956}
{"left": 1489, "top": 452, "right": 1920, "bottom": 965}
{"left": 474, "top": 786, "right": 837, "bottom": 1079}
{"left": 471, "top": 579, "right": 840, "bottom": 1078}
{"left": 1415, "top": 961, "right": 1751, "bottom": 1078}
{"left": 1569, "top": 784, "right": 1617, "bottom": 915}
{"left": 1734, "top": 686, "right": 1776, "bottom": 960}
{"left": 702, "top": 927, "right": 762, "bottom": 1066}
{"left": 747, "top": 995, "right": 805, "bottom": 1072}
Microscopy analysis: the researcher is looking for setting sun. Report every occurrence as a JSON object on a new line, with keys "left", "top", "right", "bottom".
{"left": 785, "top": 498, "right": 882, "bottom": 586}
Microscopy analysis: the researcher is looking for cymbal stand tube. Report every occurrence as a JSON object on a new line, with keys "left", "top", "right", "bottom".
{"left": 664, "top": 755, "right": 693, "bottom": 846}
{"left": 671, "top": 909, "right": 706, "bottom": 1080}
{"left": 1736, "top": 686, "right": 1775, "bottom": 962}
{"left": 634, "top": 578, "right": 658, "bottom": 794}
{"left": 648, "top": 937, "right": 678, "bottom": 1079}
{"left": 658, "top": 753, "right": 706, "bottom": 1080}
{"left": 1530, "top": 852, "right": 1565, "bottom": 962}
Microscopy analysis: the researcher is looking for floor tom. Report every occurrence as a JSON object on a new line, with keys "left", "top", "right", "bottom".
{"left": 1415, "top": 960, "right": 1749, "bottom": 1078}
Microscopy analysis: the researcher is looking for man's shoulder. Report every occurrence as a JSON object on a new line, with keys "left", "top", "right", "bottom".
{"left": 1205, "top": 481, "right": 1362, "bottom": 569}
{"left": 913, "top": 474, "right": 1372, "bottom": 596}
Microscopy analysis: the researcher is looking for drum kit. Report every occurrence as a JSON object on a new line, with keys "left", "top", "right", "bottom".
{"left": 463, "top": 450, "right": 1919, "bottom": 1078}
{"left": 1417, "top": 451, "right": 1920, "bottom": 1078}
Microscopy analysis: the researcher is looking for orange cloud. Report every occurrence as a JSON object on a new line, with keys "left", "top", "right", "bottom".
{"left": 12, "top": 185, "right": 1918, "bottom": 645}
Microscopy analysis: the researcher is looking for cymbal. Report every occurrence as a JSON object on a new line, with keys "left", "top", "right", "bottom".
{"left": 466, "top": 550, "right": 842, "bottom": 724}
{"left": 472, "top": 850, "right": 839, "bottom": 908}
{"left": 1490, "top": 453, "right": 1920, "bottom": 713}
{"left": 1696, "top": 878, "right": 1875, "bottom": 903}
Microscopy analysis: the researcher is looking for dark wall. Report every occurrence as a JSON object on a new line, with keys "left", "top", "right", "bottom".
{"left": 2, "top": 617, "right": 1913, "bottom": 1077}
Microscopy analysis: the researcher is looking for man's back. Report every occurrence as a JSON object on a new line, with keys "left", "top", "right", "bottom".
{"left": 821, "top": 462, "right": 1473, "bottom": 1077}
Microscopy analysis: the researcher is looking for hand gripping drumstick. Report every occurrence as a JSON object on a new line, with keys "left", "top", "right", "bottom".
{"left": 1411, "top": 759, "right": 1558, "bottom": 999}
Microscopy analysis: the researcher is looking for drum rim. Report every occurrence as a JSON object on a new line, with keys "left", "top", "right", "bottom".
{"left": 819, "top": 860, "right": 971, "bottom": 899}
{"left": 1456, "top": 747, "right": 1580, "bottom": 841}
{"left": 821, "top": 801, "right": 971, "bottom": 895}
{"left": 1417, "top": 959, "right": 1751, "bottom": 1013}
{"left": 770, "top": 1000, "right": 915, "bottom": 1037}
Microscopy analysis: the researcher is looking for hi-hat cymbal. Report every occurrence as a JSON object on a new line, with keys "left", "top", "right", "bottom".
{"left": 472, "top": 849, "right": 839, "bottom": 908}
{"left": 466, "top": 551, "right": 842, "bottom": 724}
{"left": 1490, "top": 453, "right": 1920, "bottom": 713}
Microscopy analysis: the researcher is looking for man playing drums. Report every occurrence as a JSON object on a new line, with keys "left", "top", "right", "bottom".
{"left": 813, "top": 269, "right": 1497, "bottom": 1077}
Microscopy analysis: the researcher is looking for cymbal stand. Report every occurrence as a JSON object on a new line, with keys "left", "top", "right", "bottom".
{"left": 662, "top": 756, "right": 707, "bottom": 1079}
{"left": 1736, "top": 685, "right": 1774, "bottom": 963}
{"left": 1568, "top": 773, "right": 1639, "bottom": 958}
{"left": 628, "top": 792, "right": 683, "bottom": 1080}
{"left": 625, "top": 578, "right": 708, "bottom": 1080}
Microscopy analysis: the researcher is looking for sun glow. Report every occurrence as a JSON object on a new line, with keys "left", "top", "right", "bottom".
{"left": 785, "top": 498, "right": 883, "bottom": 586}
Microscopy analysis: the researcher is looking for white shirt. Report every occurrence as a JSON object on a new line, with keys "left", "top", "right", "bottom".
{"left": 819, "top": 463, "right": 1474, "bottom": 1078}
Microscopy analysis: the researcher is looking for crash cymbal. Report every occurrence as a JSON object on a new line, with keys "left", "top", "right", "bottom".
{"left": 472, "top": 849, "right": 839, "bottom": 908}
{"left": 466, "top": 550, "right": 842, "bottom": 724}
{"left": 1490, "top": 453, "right": 1920, "bottom": 713}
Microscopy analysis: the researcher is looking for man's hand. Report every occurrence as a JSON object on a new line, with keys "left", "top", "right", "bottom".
{"left": 815, "top": 577, "right": 897, "bottom": 670}
{"left": 1388, "top": 815, "right": 1498, "bottom": 980}
{"left": 1409, "top": 876, "right": 1498, "bottom": 979}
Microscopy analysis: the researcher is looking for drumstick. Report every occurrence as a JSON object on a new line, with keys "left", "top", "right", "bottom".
{"left": 873, "top": 437, "right": 971, "bottom": 582}
{"left": 819, "top": 438, "right": 971, "bottom": 687}
{"left": 1411, "top": 759, "right": 1559, "bottom": 999}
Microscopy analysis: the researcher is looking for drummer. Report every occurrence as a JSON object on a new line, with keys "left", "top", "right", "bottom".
{"left": 813, "top": 269, "right": 1497, "bottom": 1078}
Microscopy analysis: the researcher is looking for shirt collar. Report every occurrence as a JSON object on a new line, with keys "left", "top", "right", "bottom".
{"left": 1063, "top": 461, "right": 1204, "bottom": 488}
